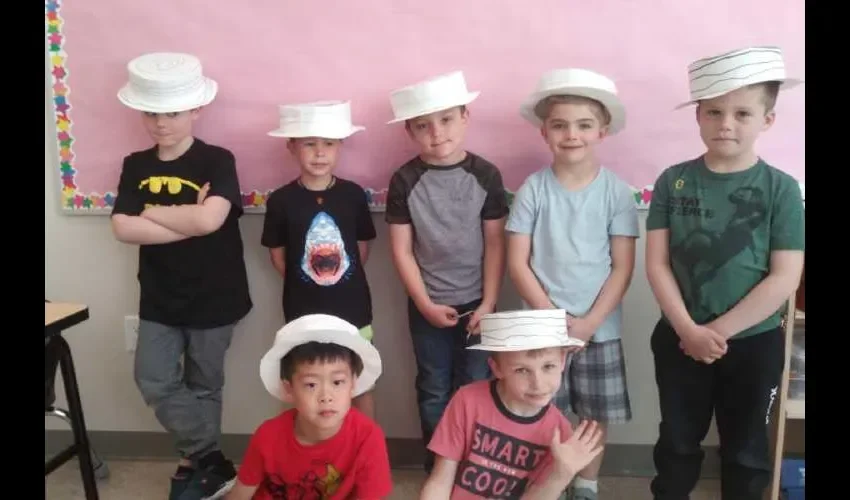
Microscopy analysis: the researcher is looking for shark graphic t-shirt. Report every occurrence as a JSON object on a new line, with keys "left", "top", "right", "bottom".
{"left": 428, "top": 380, "right": 573, "bottom": 499}
{"left": 235, "top": 408, "right": 393, "bottom": 500}
{"left": 110, "top": 138, "right": 253, "bottom": 328}
{"left": 261, "top": 177, "right": 377, "bottom": 328}
{"left": 646, "top": 156, "right": 805, "bottom": 339}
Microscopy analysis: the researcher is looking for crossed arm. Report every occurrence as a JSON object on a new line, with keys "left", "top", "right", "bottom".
{"left": 111, "top": 195, "right": 231, "bottom": 245}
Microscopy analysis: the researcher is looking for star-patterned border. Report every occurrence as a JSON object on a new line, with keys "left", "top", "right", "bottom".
{"left": 45, "top": 1, "right": 802, "bottom": 214}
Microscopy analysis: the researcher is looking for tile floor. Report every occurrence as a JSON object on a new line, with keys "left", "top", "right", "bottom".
{"left": 46, "top": 458, "right": 722, "bottom": 499}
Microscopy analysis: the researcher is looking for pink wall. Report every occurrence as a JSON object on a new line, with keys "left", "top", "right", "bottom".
{"left": 47, "top": 0, "right": 804, "bottom": 211}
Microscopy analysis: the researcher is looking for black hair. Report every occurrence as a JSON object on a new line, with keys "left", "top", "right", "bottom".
{"left": 280, "top": 341, "right": 364, "bottom": 381}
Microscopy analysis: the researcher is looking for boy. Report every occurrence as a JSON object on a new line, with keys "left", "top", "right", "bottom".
{"left": 384, "top": 70, "right": 510, "bottom": 472}
{"left": 226, "top": 313, "right": 392, "bottom": 499}
{"left": 261, "top": 100, "right": 379, "bottom": 419}
{"left": 110, "top": 52, "right": 253, "bottom": 500}
{"left": 506, "top": 68, "right": 639, "bottom": 500}
{"left": 645, "top": 46, "right": 805, "bottom": 500}
{"left": 421, "top": 309, "right": 602, "bottom": 500}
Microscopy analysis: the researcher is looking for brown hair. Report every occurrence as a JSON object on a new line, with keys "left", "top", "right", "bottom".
{"left": 696, "top": 81, "right": 782, "bottom": 113}
{"left": 754, "top": 81, "right": 781, "bottom": 112}
{"left": 533, "top": 95, "right": 611, "bottom": 126}
{"left": 404, "top": 105, "right": 468, "bottom": 130}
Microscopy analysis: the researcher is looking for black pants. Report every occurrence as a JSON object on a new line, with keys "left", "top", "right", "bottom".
{"left": 649, "top": 319, "right": 784, "bottom": 500}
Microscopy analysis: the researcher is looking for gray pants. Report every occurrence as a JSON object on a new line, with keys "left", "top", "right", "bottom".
{"left": 134, "top": 319, "right": 235, "bottom": 461}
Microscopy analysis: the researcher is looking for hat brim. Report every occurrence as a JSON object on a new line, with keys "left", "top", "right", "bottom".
{"left": 117, "top": 77, "right": 218, "bottom": 113}
{"left": 386, "top": 91, "right": 480, "bottom": 124}
{"left": 467, "top": 337, "right": 585, "bottom": 352}
{"left": 674, "top": 77, "right": 804, "bottom": 110}
{"left": 519, "top": 86, "right": 626, "bottom": 135}
{"left": 267, "top": 125, "right": 366, "bottom": 140}
{"left": 259, "top": 326, "right": 382, "bottom": 401}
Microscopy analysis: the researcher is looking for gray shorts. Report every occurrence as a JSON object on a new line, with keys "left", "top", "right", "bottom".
{"left": 553, "top": 339, "right": 632, "bottom": 424}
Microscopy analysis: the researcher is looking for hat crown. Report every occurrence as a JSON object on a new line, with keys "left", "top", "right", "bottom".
{"left": 126, "top": 52, "right": 207, "bottom": 98}
{"left": 269, "top": 100, "right": 363, "bottom": 139}
{"left": 280, "top": 100, "right": 352, "bottom": 127}
{"left": 533, "top": 68, "right": 618, "bottom": 95}
{"left": 684, "top": 46, "right": 797, "bottom": 103}
{"left": 477, "top": 310, "right": 570, "bottom": 350}
{"left": 274, "top": 313, "right": 359, "bottom": 343}
{"left": 387, "top": 71, "right": 479, "bottom": 123}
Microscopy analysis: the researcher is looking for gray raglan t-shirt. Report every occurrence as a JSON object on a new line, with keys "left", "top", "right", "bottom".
{"left": 385, "top": 153, "right": 509, "bottom": 306}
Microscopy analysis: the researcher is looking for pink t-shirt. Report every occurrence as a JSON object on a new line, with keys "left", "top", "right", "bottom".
{"left": 428, "top": 380, "right": 574, "bottom": 499}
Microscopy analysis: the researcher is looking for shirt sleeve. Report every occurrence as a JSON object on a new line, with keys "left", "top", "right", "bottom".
{"left": 645, "top": 169, "right": 672, "bottom": 231}
{"left": 206, "top": 147, "right": 244, "bottom": 216}
{"left": 609, "top": 180, "right": 640, "bottom": 238}
{"left": 426, "top": 388, "right": 469, "bottom": 462}
{"left": 354, "top": 423, "right": 394, "bottom": 499}
{"left": 355, "top": 185, "right": 378, "bottom": 241}
{"left": 235, "top": 425, "right": 269, "bottom": 487}
{"left": 504, "top": 175, "right": 538, "bottom": 235}
{"left": 385, "top": 169, "right": 412, "bottom": 224}
{"left": 260, "top": 193, "right": 287, "bottom": 248}
{"left": 769, "top": 177, "right": 805, "bottom": 251}
{"left": 111, "top": 156, "right": 144, "bottom": 217}
{"left": 480, "top": 165, "right": 509, "bottom": 221}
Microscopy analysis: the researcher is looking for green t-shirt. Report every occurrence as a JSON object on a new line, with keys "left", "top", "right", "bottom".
{"left": 645, "top": 156, "right": 805, "bottom": 339}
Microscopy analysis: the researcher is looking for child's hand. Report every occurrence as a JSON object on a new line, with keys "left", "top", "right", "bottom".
{"left": 566, "top": 315, "right": 598, "bottom": 345}
{"left": 420, "top": 302, "right": 459, "bottom": 328}
{"left": 465, "top": 303, "right": 494, "bottom": 335}
{"left": 550, "top": 420, "right": 604, "bottom": 480}
{"left": 197, "top": 182, "right": 210, "bottom": 205}
{"left": 679, "top": 325, "right": 727, "bottom": 363}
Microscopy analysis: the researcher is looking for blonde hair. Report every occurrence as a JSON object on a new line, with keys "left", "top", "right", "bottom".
{"left": 533, "top": 95, "right": 611, "bottom": 126}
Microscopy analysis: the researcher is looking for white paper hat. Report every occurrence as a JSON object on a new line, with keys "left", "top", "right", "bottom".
{"left": 468, "top": 309, "right": 585, "bottom": 352}
{"left": 259, "top": 314, "right": 382, "bottom": 400}
{"left": 268, "top": 100, "right": 365, "bottom": 139}
{"left": 676, "top": 46, "right": 803, "bottom": 109}
{"left": 519, "top": 68, "right": 626, "bottom": 135}
{"left": 117, "top": 52, "right": 218, "bottom": 113}
{"left": 387, "top": 70, "right": 480, "bottom": 124}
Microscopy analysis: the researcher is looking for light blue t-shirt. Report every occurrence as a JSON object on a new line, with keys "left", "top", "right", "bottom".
{"left": 506, "top": 166, "right": 640, "bottom": 342}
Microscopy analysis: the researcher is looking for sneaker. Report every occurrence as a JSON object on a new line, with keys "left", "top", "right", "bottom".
{"left": 178, "top": 459, "right": 237, "bottom": 500}
{"left": 566, "top": 486, "right": 598, "bottom": 500}
{"left": 168, "top": 465, "right": 195, "bottom": 500}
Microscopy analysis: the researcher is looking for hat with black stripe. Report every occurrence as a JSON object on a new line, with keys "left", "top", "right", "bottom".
{"left": 676, "top": 46, "right": 803, "bottom": 109}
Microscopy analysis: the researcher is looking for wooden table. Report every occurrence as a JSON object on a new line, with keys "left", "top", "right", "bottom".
{"left": 45, "top": 301, "right": 99, "bottom": 500}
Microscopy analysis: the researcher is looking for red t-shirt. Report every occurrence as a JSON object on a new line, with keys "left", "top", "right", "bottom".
{"left": 236, "top": 408, "right": 392, "bottom": 499}
{"left": 428, "top": 380, "right": 574, "bottom": 499}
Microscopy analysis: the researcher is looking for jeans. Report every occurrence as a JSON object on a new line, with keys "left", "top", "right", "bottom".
{"left": 134, "top": 319, "right": 235, "bottom": 461}
{"left": 408, "top": 297, "right": 492, "bottom": 473}
{"left": 649, "top": 319, "right": 784, "bottom": 500}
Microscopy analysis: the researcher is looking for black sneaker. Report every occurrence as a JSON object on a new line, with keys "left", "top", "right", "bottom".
{"left": 168, "top": 465, "right": 195, "bottom": 500}
{"left": 178, "top": 454, "right": 237, "bottom": 500}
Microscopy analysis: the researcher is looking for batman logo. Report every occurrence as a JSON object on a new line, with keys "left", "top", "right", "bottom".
{"left": 139, "top": 176, "right": 201, "bottom": 195}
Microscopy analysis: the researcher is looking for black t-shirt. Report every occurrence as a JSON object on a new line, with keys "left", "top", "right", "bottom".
{"left": 111, "top": 138, "right": 253, "bottom": 328}
{"left": 260, "top": 177, "right": 377, "bottom": 328}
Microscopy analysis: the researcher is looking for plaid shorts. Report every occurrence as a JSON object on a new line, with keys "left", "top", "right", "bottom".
{"left": 553, "top": 339, "right": 632, "bottom": 424}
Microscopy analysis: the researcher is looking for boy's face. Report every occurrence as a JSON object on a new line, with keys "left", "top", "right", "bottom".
{"left": 489, "top": 347, "right": 567, "bottom": 414}
{"left": 141, "top": 110, "right": 198, "bottom": 148}
{"left": 406, "top": 106, "right": 469, "bottom": 165}
{"left": 696, "top": 85, "right": 775, "bottom": 161}
{"left": 540, "top": 103, "right": 608, "bottom": 168}
{"left": 287, "top": 137, "right": 342, "bottom": 180}
{"left": 281, "top": 358, "right": 356, "bottom": 435}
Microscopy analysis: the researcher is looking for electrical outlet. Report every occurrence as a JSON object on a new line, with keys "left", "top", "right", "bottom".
{"left": 124, "top": 315, "right": 139, "bottom": 352}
